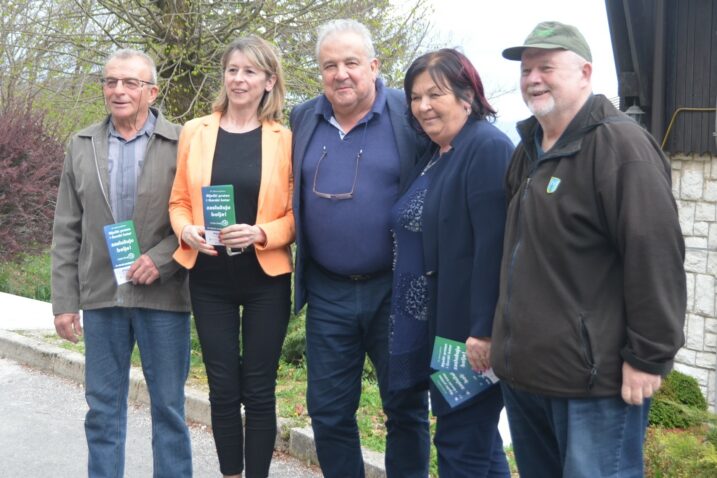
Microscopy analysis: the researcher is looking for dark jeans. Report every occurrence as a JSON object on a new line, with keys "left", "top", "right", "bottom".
{"left": 190, "top": 252, "right": 290, "bottom": 477}
{"left": 304, "top": 262, "right": 430, "bottom": 478}
{"left": 435, "top": 385, "right": 510, "bottom": 478}
{"left": 501, "top": 383, "right": 650, "bottom": 478}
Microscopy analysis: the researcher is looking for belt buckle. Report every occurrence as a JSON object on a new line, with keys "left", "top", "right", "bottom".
{"left": 227, "top": 244, "right": 254, "bottom": 256}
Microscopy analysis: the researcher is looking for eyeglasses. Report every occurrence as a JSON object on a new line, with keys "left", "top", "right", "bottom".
{"left": 101, "top": 77, "right": 155, "bottom": 90}
{"left": 312, "top": 146, "right": 363, "bottom": 200}
{"left": 312, "top": 122, "right": 368, "bottom": 200}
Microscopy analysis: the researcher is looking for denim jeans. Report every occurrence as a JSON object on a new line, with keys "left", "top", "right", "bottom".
{"left": 501, "top": 383, "right": 650, "bottom": 478}
{"left": 83, "top": 307, "right": 191, "bottom": 478}
{"left": 305, "top": 263, "right": 430, "bottom": 478}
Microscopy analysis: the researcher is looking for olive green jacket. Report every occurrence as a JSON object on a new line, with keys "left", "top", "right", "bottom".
{"left": 51, "top": 109, "right": 189, "bottom": 315}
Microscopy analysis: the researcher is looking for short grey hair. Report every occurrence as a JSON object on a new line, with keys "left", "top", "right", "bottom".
{"left": 315, "top": 19, "right": 376, "bottom": 61}
{"left": 104, "top": 49, "right": 158, "bottom": 84}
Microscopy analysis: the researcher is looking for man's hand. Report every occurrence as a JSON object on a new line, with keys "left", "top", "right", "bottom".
{"left": 54, "top": 313, "right": 82, "bottom": 343}
{"left": 466, "top": 337, "right": 492, "bottom": 373}
{"left": 621, "top": 362, "right": 662, "bottom": 405}
{"left": 126, "top": 254, "right": 160, "bottom": 285}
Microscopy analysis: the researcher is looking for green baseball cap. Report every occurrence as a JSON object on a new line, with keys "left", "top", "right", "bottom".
{"left": 502, "top": 21, "right": 592, "bottom": 62}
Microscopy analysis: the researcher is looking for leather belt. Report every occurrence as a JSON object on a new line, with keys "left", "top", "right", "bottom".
{"left": 312, "top": 261, "right": 389, "bottom": 282}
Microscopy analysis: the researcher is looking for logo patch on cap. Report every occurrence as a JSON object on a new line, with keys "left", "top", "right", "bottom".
{"left": 535, "top": 28, "right": 555, "bottom": 37}
{"left": 547, "top": 177, "right": 561, "bottom": 194}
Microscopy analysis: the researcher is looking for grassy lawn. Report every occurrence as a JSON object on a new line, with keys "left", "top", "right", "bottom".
{"left": 0, "top": 252, "right": 52, "bottom": 301}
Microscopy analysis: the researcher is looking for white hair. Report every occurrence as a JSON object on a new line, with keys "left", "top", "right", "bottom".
{"left": 105, "top": 49, "right": 158, "bottom": 84}
{"left": 315, "top": 19, "right": 376, "bottom": 61}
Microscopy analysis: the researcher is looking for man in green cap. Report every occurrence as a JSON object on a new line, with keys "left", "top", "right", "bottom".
{"left": 491, "top": 21, "right": 686, "bottom": 477}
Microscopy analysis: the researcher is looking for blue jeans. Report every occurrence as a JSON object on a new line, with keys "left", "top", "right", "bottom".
{"left": 305, "top": 263, "right": 430, "bottom": 478}
{"left": 83, "top": 307, "right": 191, "bottom": 478}
{"left": 501, "top": 383, "right": 650, "bottom": 478}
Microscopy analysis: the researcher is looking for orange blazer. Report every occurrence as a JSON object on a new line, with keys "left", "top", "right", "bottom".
{"left": 169, "top": 112, "right": 294, "bottom": 275}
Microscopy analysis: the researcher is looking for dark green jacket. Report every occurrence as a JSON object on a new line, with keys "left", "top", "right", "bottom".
{"left": 491, "top": 94, "right": 686, "bottom": 397}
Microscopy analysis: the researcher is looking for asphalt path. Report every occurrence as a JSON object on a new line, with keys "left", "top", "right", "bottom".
{"left": 0, "top": 357, "right": 321, "bottom": 478}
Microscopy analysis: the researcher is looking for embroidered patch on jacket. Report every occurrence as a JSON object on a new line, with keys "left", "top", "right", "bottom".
{"left": 546, "top": 177, "right": 561, "bottom": 194}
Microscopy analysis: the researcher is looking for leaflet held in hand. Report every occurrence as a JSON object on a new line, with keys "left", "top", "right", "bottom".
{"left": 430, "top": 336, "right": 499, "bottom": 408}
{"left": 103, "top": 220, "right": 140, "bottom": 285}
{"left": 202, "top": 185, "right": 236, "bottom": 246}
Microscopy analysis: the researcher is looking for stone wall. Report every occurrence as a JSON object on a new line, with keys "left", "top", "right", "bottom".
{"left": 671, "top": 153, "right": 717, "bottom": 409}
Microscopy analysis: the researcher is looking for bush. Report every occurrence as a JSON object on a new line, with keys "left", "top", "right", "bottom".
{"left": 279, "top": 306, "right": 378, "bottom": 383}
{"left": 644, "top": 427, "right": 717, "bottom": 477}
{"left": 706, "top": 425, "right": 717, "bottom": 449}
{"left": 650, "top": 399, "right": 704, "bottom": 429}
{"left": 281, "top": 309, "right": 306, "bottom": 364}
{"left": 0, "top": 101, "right": 64, "bottom": 260}
{"left": 660, "top": 371, "right": 708, "bottom": 410}
{"left": 649, "top": 370, "right": 708, "bottom": 428}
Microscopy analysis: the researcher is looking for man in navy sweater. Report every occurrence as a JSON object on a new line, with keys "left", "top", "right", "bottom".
{"left": 290, "top": 18, "right": 429, "bottom": 478}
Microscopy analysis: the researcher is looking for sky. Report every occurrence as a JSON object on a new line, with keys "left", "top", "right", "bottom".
{"left": 421, "top": 0, "right": 618, "bottom": 142}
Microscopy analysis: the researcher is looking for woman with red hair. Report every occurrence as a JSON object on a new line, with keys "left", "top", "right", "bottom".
{"left": 389, "top": 48, "right": 513, "bottom": 477}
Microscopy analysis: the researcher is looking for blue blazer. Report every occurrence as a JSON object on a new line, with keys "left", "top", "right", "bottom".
{"left": 290, "top": 87, "right": 425, "bottom": 312}
{"left": 411, "top": 118, "right": 514, "bottom": 415}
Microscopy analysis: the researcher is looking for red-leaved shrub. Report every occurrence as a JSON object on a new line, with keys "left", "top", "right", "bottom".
{"left": 0, "top": 102, "right": 64, "bottom": 260}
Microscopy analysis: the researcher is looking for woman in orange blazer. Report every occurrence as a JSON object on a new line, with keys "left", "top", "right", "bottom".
{"left": 169, "top": 36, "right": 293, "bottom": 478}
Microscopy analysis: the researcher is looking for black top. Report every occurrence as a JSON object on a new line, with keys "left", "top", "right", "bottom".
{"left": 211, "top": 126, "right": 262, "bottom": 226}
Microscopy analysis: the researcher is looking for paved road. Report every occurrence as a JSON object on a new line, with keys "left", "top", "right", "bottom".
{"left": 0, "top": 357, "right": 321, "bottom": 478}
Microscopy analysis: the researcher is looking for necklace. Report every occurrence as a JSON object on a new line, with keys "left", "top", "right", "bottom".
{"left": 420, "top": 152, "right": 442, "bottom": 176}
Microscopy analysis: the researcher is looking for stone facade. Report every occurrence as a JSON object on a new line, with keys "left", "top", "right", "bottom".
{"left": 671, "top": 153, "right": 717, "bottom": 409}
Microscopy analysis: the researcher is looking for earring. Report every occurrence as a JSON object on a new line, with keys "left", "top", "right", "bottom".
{"left": 465, "top": 107, "right": 471, "bottom": 116}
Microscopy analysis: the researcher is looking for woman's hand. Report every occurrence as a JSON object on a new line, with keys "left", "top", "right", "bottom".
{"left": 220, "top": 224, "right": 266, "bottom": 250}
{"left": 466, "top": 337, "right": 492, "bottom": 373}
{"left": 181, "top": 224, "right": 217, "bottom": 256}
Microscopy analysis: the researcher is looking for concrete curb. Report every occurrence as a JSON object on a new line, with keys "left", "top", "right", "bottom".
{"left": 0, "top": 329, "right": 387, "bottom": 477}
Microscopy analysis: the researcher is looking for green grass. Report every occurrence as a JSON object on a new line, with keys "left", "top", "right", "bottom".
{"left": 0, "top": 251, "right": 52, "bottom": 301}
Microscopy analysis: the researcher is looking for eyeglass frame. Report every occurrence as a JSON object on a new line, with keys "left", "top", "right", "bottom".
{"left": 100, "top": 77, "right": 155, "bottom": 90}
{"left": 312, "top": 146, "right": 363, "bottom": 200}
{"left": 311, "top": 122, "right": 368, "bottom": 200}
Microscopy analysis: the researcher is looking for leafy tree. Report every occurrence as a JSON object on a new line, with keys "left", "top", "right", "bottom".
{"left": 65, "top": 0, "right": 434, "bottom": 121}
{"left": 2, "top": 0, "right": 433, "bottom": 129}
{"left": 5, "top": 0, "right": 431, "bottom": 123}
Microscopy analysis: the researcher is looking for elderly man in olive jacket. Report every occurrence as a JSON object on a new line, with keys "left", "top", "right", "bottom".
{"left": 51, "top": 49, "right": 191, "bottom": 478}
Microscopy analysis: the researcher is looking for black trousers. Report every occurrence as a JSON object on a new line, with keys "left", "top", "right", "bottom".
{"left": 189, "top": 251, "right": 290, "bottom": 477}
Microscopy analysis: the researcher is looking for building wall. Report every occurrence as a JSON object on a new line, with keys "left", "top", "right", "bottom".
{"left": 671, "top": 153, "right": 717, "bottom": 409}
